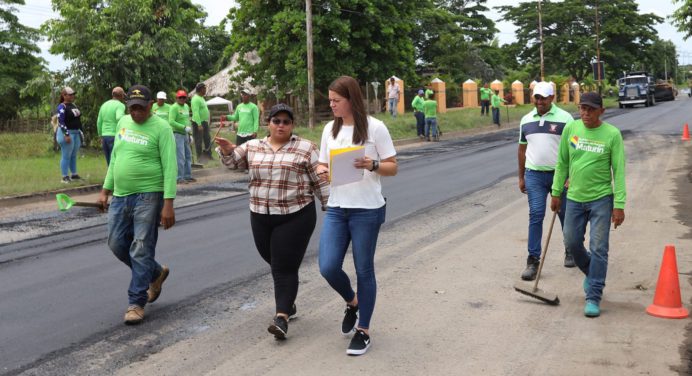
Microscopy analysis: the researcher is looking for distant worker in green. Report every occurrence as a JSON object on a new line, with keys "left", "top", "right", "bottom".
{"left": 423, "top": 92, "right": 439, "bottom": 142}
{"left": 411, "top": 89, "right": 425, "bottom": 139}
{"left": 491, "top": 89, "right": 505, "bottom": 127}
{"left": 152, "top": 91, "right": 171, "bottom": 122}
{"left": 168, "top": 90, "right": 195, "bottom": 183}
{"left": 479, "top": 83, "right": 492, "bottom": 116}
{"left": 97, "top": 84, "right": 177, "bottom": 325}
{"left": 191, "top": 82, "right": 211, "bottom": 160}
{"left": 96, "top": 86, "right": 126, "bottom": 165}
{"left": 226, "top": 89, "right": 259, "bottom": 147}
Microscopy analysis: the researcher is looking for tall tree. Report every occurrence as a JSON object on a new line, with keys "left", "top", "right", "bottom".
{"left": 498, "top": 0, "right": 662, "bottom": 82}
{"left": 225, "top": 0, "right": 418, "bottom": 100}
{"left": 0, "top": 0, "right": 46, "bottom": 120}
{"left": 672, "top": 0, "right": 692, "bottom": 40}
{"left": 43, "top": 0, "right": 220, "bottom": 135}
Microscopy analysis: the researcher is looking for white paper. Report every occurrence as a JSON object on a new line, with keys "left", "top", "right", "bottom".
{"left": 330, "top": 147, "right": 365, "bottom": 187}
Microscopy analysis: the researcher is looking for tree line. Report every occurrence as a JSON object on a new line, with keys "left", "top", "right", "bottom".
{"left": 2, "top": 0, "right": 690, "bottom": 127}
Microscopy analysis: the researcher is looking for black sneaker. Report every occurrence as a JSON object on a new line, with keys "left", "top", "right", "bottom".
{"left": 341, "top": 305, "right": 358, "bottom": 335}
{"left": 347, "top": 329, "right": 371, "bottom": 356}
{"left": 61, "top": 176, "right": 71, "bottom": 184}
{"left": 521, "top": 256, "right": 540, "bottom": 281}
{"left": 268, "top": 316, "right": 288, "bottom": 340}
{"left": 288, "top": 304, "right": 297, "bottom": 321}
{"left": 70, "top": 174, "right": 82, "bottom": 180}
{"left": 564, "top": 251, "right": 576, "bottom": 268}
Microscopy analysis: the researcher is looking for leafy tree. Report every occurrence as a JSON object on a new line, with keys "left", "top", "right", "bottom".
{"left": 225, "top": 0, "right": 417, "bottom": 100}
{"left": 640, "top": 39, "right": 678, "bottom": 81}
{"left": 43, "top": 0, "right": 223, "bottom": 138}
{"left": 0, "top": 0, "right": 46, "bottom": 120}
{"left": 498, "top": 0, "right": 662, "bottom": 83}
{"left": 412, "top": 0, "right": 501, "bottom": 82}
{"left": 672, "top": 0, "right": 692, "bottom": 40}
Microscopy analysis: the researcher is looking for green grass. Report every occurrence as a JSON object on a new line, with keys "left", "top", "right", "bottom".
{"left": 0, "top": 99, "right": 618, "bottom": 197}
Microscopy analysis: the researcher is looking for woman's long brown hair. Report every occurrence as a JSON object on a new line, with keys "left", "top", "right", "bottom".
{"left": 328, "top": 76, "right": 368, "bottom": 145}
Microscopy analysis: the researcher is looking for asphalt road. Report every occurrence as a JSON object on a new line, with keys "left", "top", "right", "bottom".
{"left": 1, "top": 97, "right": 689, "bottom": 375}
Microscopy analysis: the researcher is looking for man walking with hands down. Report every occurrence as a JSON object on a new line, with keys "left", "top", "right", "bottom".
{"left": 97, "top": 85, "right": 177, "bottom": 325}
{"left": 550, "top": 92, "right": 626, "bottom": 318}
{"left": 518, "top": 81, "right": 575, "bottom": 282}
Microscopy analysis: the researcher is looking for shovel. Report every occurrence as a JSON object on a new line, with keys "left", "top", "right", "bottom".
{"left": 514, "top": 211, "right": 560, "bottom": 305}
{"left": 56, "top": 193, "right": 103, "bottom": 212}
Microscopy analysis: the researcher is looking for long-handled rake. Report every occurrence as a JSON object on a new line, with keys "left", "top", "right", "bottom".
{"left": 514, "top": 211, "right": 560, "bottom": 305}
{"left": 56, "top": 193, "right": 103, "bottom": 212}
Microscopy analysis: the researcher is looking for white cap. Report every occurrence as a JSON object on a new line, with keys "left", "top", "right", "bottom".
{"left": 156, "top": 91, "right": 167, "bottom": 99}
{"left": 533, "top": 81, "right": 554, "bottom": 97}
{"left": 62, "top": 86, "right": 75, "bottom": 95}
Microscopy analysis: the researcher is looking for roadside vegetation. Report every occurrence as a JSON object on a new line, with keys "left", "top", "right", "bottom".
{"left": 1, "top": 98, "right": 619, "bottom": 198}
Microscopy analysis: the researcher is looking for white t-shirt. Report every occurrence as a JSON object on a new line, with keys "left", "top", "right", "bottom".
{"left": 388, "top": 83, "right": 400, "bottom": 99}
{"left": 319, "top": 116, "right": 396, "bottom": 209}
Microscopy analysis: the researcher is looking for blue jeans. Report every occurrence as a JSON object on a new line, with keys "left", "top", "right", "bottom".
{"left": 492, "top": 107, "right": 500, "bottom": 124}
{"left": 563, "top": 195, "right": 613, "bottom": 303}
{"left": 107, "top": 193, "right": 165, "bottom": 307}
{"left": 525, "top": 169, "right": 566, "bottom": 259}
{"left": 425, "top": 118, "right": 438, "bottom": 138}
{"left": 414, "top": 111, "right": 425, "bottom": 136}
{"left": 56, "top": 129, "right": 81, "bottom": 176}
{"left": 102, "top": 136, "right": 115, "bottom": 166}
{"left": 319, "top": 205, "right": 386, "bottom": 329}
{"left": 480, "top": 100, "right": 490, "bottom": 115}
{"left": 174, "top": 133, "right": 192, "bottom": 181}
{"left": 388, "top": 98, "right": 397, "bottom": 118}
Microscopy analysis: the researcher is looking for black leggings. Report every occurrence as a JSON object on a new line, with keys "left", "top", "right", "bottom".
{"left": 250, "top": 201, "right": 316, "bottom": 315}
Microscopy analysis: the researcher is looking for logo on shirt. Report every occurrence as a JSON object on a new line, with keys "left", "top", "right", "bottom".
{"left": 118, "top": 127, "right": 149, "bottom": 146}
{"left": 549, "top": 123, "right": 557, "bottom": 133}
{"left": 570, "top": 135, "right": 605, "bottom": 154}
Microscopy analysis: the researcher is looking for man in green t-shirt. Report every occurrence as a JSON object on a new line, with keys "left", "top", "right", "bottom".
{"left": 152, "top": 91, "right": 171, "bottom": 122}
{"left": 411, "top": 89, "right": 425, "bottom": 139}
{"left": 96, "top": 87, "right": 126, "bottom": 165}
{"left": 422, "top": 92, "right": 439, "bottom": 142}
{"left": 191, "top": 82, "right": 211, "bottom": 160}
{"left": 491, "top": 90, "right": 505, "bottom": 127}
{"left": 97, "top": 85, "right": 177, "bottom": 325}
{"left": 169, "top": 90, "right": 195, "bottom": 183}
{"left": 226, "top": 89, "right": 259, "bottom": 146}
{"left": 550, "top": 92, "right": 626, "bottom": 318}
{"left": 479, "top": 83, "right": 492, "bottom": 116}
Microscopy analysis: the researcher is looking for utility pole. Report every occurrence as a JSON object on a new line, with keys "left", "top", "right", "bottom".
{"left": 594, "top": 0, "right": 602, "bottom": 94}
{"left": 538, "top": 0, "right": 545, "bottom": 81}
{"left": 306, "top": 0, "right": 315, "bottom": 129}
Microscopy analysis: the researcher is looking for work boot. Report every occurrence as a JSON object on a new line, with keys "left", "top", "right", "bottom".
{"left": 521, "top": 256, "right": 540, "bottom": 281}
{"left": 564, "top": 251, "right": 576, "bottom": 268}
{"left": 124, "top": 305, "right": 145, "bottom": 325}
{"left": 147, "top": 265, "right": 169, "bottom": 303}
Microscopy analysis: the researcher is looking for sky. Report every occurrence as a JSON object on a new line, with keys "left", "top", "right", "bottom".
{"left": 15, "top": 0, "right": 692, "bottom": 71}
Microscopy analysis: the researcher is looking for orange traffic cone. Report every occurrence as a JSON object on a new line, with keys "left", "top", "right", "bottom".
{"left": 683, "top": 123, "right": 690, "bottom": 141}
{"left": 646, "top": 245, "right": 689, "bottom": 319}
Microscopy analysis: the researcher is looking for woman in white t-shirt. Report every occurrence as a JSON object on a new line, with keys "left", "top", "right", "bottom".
{"left": 316, "top": 75, "right": 398, "bottom": 356}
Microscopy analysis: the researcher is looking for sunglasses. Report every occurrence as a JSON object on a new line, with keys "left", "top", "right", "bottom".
{"left": 271, "top": 118, "right": 292, "bottom": 125}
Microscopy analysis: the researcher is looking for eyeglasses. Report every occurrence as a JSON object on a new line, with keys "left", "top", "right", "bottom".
{"left": 271, "top": 118, "right": 292, "bottom": 126}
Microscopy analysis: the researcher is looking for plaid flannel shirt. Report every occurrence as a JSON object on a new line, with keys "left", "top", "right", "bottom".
{"left": 218, "top": 135, "right": 329, "bottom": 214}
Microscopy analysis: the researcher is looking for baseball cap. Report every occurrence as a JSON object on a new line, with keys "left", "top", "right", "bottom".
{"left": 126, "top": 85, "right": 152, "bottom": 107}
{"left": 62, "top": 86, "right": 75, "bottom": 95}
{"left": 156, "top": 91, "right": 167, "bottom": 100}
{"left": 579, "top": 92, "right": 603, "bottom": 108}
{"left": 176, "top": 89, "right": 187, "bottom": 98}
{"left": 533, "top": 81, "right": 554, "bottom": 97}
{"left": 418, "top": 89, "right": 424, "bottom": 95}
{"left": 240, "top": 89, "right": 251, "bottom": 95}
{"left": 195, "top": 82, "right": 206, "bottom": 90}
{"left": 112, "top": 86, "right": 124, "bottom": 96}
{"left": 267, "top": 103, "right": 294, "bottom": 121}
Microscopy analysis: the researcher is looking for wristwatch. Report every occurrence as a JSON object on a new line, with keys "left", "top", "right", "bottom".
{"left": 369, "top": 160, "right": 379, "bottom": 172}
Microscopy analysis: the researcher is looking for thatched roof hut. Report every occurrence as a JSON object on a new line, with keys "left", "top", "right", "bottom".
{"left": 192, "top": 51, "right": 260, "bottom": 97}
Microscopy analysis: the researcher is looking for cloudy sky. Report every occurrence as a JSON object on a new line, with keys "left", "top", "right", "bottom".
{"left": 16, "top": 0, "right": 692, "bottom": 70}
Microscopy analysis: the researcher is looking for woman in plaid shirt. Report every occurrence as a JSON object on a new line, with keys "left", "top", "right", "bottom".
{"left": 214, "top": 103, "right": 329, "bottom": 340}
